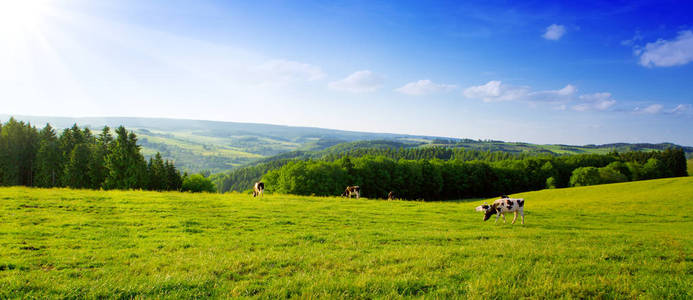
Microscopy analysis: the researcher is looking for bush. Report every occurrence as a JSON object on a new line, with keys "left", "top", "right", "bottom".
{"left": 182, "top": 174, "right": 216, "bottom": 193}
{"left": 545, "top": 176, "right": 557, "bottom": 189}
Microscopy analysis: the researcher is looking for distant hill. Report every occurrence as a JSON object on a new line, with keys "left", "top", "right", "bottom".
{"left": 0, "top": 115, "right": 440, "bottom": 172}
{"left": 3, "top": 115, "right": 691, "bottom": 174}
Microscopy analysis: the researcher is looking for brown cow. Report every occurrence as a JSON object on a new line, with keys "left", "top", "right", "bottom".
{"left": 388, "top": 191, "right": 395, "bottom": 200}
{"left": 342, "top": 186, "right": 360, "bottom": 198}
{"left": 253, "top": 181, "right": 264, "bottom": 197}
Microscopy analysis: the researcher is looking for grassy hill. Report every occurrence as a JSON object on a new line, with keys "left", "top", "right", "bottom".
{"left": 3, "top": 115, "right": 691, "bottom": 174}
{"left": 2, "top": 177, "right": 692, "bottom": 298}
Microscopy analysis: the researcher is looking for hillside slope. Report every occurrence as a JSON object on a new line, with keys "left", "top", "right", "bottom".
{"left": 1, "top": 177, "right": 691, "bottom": 298}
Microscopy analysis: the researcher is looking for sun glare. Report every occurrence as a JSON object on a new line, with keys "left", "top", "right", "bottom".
{"left": 0, "top": 0, "right": 52, "bottom": 40}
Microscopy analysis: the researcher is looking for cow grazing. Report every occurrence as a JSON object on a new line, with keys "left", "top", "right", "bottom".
{"left": 387, "top": 191, "right": 395, "bottom": 200}
{"left": 478, "top": 197, "right": 525, "bottom": 224}
{"left": 475, "top": 202, "right": 490, "bottom": 212}
{"left": 342, "top": 186, "right": 360, "bottom": 198}
{"left": 253, "top": 181, "right": 264, "bottom": 197}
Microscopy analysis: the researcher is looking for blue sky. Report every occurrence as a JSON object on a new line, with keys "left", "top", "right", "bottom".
{"left": 1, "top": 0, "right": 692, "bottom": 145}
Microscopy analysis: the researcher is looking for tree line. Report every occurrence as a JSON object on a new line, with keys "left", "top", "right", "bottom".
{"left": 212, "top": 147, "right": 545, "bottom": 193}
{"left": 262, "top": 148, "right": 687, "bottom": 200}
{"left": 0, "top": 118, "right": 184, "bottom": 191}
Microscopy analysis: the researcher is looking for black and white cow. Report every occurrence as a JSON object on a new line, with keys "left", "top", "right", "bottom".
{"left": 342, "top": 186, "right": 360, "bottom": 198}
{"left": 253, "top": 181, "right": 264, "bottom": 197}
{"left": 476, "top": 196, "right": 525, "bottom": 224}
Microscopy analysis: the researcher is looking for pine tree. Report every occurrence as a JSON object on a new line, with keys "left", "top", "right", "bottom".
{"left": 165, "top": 160, "right": 182, "bottom": 191}
{"left": 127, "top": 131, "right": 147, "bottom": 189}
{"left": 104, "top": 126, "right": 146, "bottom": 189}
{"left": 64, "top": 143, "right": 91, "bottom": 189}
{"left": 35, "top": 124, "right": 62, "bottom": 187}
{"left": 147, "top": 152, "right": 166, "bottom": 191}
{"left": 0, "top": 118, "right": 39, "bottom": 186}
{"left": 87, "top": 126, "right": 113, "bottom": 189}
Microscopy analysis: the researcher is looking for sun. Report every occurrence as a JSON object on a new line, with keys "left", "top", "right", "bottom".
{"left": 0, "top": 0, "right": 53, "bottom": 40}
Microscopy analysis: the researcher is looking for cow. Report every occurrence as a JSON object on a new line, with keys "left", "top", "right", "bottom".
{"left": 253, "top": 181, "right": 264, "bottom": 197}
{"left": 387, "top": 191, "right": 395, "bottom": 200}
{"left": 477, "top": 197, "right": 525, "bottom": 224}
{"left": 342, "top": 186, "right": 360, "bottom": 198}
{"left": 475, "top": 202, "right": 490, "bottom": 212}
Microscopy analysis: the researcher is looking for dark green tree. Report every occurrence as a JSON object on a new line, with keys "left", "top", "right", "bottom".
{"left": 104, "top": 126, "right": 146, "bottom": 190}
{"left": 63, "top": 143, "right": 91, "bottom": 189}
{"left": 165, "top": 160, "right": 183, "bottom": 191}
{"left": 35, "top": 124, "right": 62, "bottom": 187}
{"left": 147, "top": 152, "right": 166, "bottom": 191}
{"left": 87, "top": 126, "right": 114, "bottom": 189}
{"left": 0, "top": 118, "right": 39, "bottom": 186}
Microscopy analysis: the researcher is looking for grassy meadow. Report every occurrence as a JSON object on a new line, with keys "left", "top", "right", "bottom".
{"left": 1, "top": 177, "right": 692, "bottom": 298}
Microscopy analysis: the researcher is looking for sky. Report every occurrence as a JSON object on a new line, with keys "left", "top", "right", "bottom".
{"left": 1, "top": 0, "right": 692, "bottom": 145}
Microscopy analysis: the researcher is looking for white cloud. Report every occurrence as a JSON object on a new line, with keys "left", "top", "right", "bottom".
{"left": 542, "top": 24, "right": 566, "bottom": 41}
{"left": 633, "top": 104, "right": 663, "bottom": 114}
{"left": 671, "top": 104, "right": 691, "bottom": 114}
{"left": 555, "top": 84, "right": 577, "bottom": 96}
{"left": 328, "top": 70, "right": 384, "bottom": 93}
{"left": 254, "top": 59, "right": 325, "bottom": 82}
{"left": 528, "top": 84, "right": 577, "bottom": 102}
{"left": 573, "top": 92, "right": 616, "bottom": 111}
{"left": 463, "top": 80, "right": 530, "bottom": 102}
{"left": 464, "top": 80, "right": 501, "bottom": 99}
{"left": 464, "top": 81, "right": 622, "bottom": 113}
{"left": 464, "top": 80, "right": 688, "bottom": 117}
{"left": 464, "top": 81, "right": 576, "bottom": 104}
{"left": 395, "top": 79, "right": 456, "bottom": 95}
{"left": 631, "top": 103, "right": 692, "bottom": 115}
{"left": 643, "top": 104, "right": 663, "bottom": 114}
{"left": 637, "top": 30, "right": 693, "bottom": 67}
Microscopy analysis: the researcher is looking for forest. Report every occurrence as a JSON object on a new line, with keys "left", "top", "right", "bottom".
{"left": 261, "top": 148, "right": 687, "bottom": 200}
{"left": 212, "top": 143, "right": 546, "bottom": 193}
{"left": 0, "top": 118, "right": 187, "bottom": 191}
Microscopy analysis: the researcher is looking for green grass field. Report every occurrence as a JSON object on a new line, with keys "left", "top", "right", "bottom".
{"left": 2, "top": 178, "right": 692, "bottom": 298}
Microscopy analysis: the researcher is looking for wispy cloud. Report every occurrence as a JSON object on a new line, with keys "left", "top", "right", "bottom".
{"left": 542, "top": 24, "right": 566, "bottom": 41}
{"left": 620, "top": 31, "right": 643, "bottom": 46}
{"left": 635, "top": 30, "right": 693, "bottom": 67}
{"left": 328, "top": 70, "right": 383, "bottom": 93}
{"left": 528, "top": 84, "right": 577, "bottom": 103}
{"left": 634, "top": 104, "right": 663, "bottom": 114}
{"left": 463, "top": 81, "right": 576, "bottom": 105}
{"left": 671, "top": 104, "right": 691, "bottom": 114}
{"left": 395, "top": 79, "right": 456, "bottom": 95}
{"left": 253, "top": 59, "right": 326, "bottom": 84}
{"left": 463, "top": 80, "right": 528, "bottom": 102}
{"left": 464, "top": 81, "right": 620, "bottom": 112}
{"left": 573, "top": 93, "right": 616, "bottom": 111}
{"left": 633, "top": 103, "right": 691, "bottom": 115}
